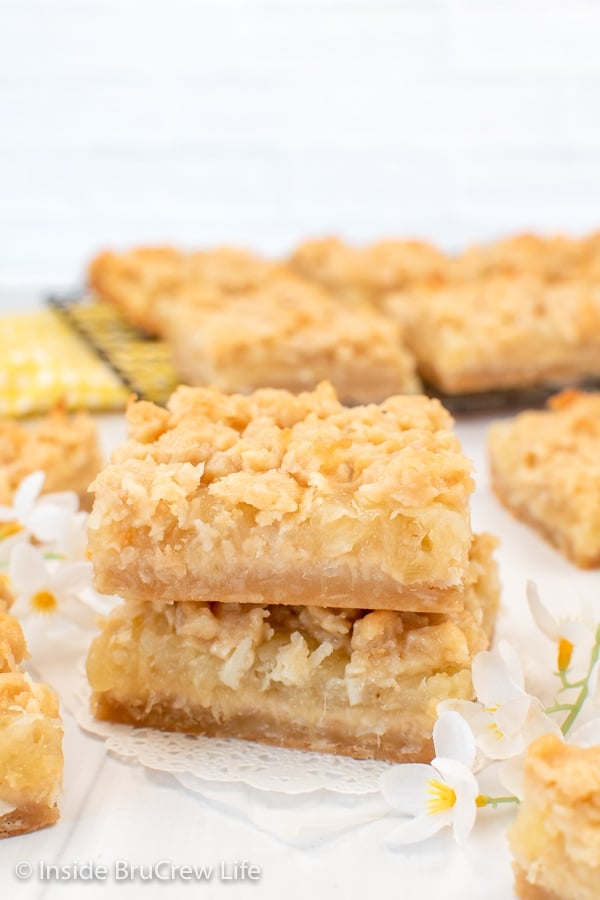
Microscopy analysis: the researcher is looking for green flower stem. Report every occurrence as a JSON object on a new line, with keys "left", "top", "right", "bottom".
{"left": 544, "top": 703, "right": 578, "bottom": 715}
{"left": 558, "top": 670, "right": 586, "bottom": 691}
{"left": 560, "top": 626, "right": 600, "bottom": 736}
{"left": 477, "top": 795, "right": 519, "bottom": 809}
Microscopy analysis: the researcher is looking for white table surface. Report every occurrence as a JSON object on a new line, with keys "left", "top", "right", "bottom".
{"left": 3, "top": 289, "right": 599, "bottom": 899}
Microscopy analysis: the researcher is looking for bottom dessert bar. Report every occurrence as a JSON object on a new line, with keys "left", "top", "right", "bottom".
{"left": 0, "top": 584, "right": 63, "bottom": 838}
{"left": 510, "top": 734, "right": 600, "bottom": 900}
{"left": 87, "top": 533, "right": 498, "bottom": 764}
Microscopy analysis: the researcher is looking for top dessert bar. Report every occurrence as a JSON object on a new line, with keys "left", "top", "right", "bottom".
{"left": 88, "top": 382, "right": 475, "bottom": 612}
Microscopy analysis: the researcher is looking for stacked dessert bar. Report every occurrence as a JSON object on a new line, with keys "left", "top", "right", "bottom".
{"left": 86, "top": 382, "right": 498, "bottom": 762}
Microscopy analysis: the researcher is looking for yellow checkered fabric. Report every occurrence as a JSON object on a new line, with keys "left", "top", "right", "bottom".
{"left": 0, "top": 310, "right": 129, "bottom": 416}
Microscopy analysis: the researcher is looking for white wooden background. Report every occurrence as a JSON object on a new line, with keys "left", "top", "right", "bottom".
{"left": 2, "top": 0, "right": 600, "bottom": 284}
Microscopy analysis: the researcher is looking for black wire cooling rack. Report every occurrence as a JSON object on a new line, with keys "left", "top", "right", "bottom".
{"left": 47, "top": 292, "right": 179, "bottom": 406}
{"left": 47, "top": 291, "right": 597, "bottom": 415}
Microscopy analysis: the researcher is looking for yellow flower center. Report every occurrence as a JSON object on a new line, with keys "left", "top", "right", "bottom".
{"left": 483, "top": 706, "right": 504, "bottom": 740}
{"left": 425, "top": 779, "right": 456, "bottom": 815}
{"left": 0, "top": 521, "right": 23, "bottom": 541}
{"left": 558, "top": 638, "right": 574, "bottom": 672}
{"left": 30, "top": 590, "right": 58, "bottom": 615}
{"left": 475, "top": 795, "right": 487, "bottom": 808}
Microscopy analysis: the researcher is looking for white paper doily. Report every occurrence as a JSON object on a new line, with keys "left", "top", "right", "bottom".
{"left": 68, "top": 667, "right": 391, "bottom": 797}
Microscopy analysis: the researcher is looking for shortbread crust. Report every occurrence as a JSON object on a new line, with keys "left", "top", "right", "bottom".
{"left": 87, "top": 533, "right": 497, "bottom": 763}
{"left": 0, "top": 582, "right": 63, "bottom": 838}
{"left": 0, "top": 407, "right": 103, "bottom": 509}
{"left": 488, "top": 390, "right": 600, "bottom": 568}
{"left": 88, "top": 383, "right": 475, "bottom": 611}
{"left": 510, "top": 734, "right": 600, "bottom": 900}
{"left": 158, "top": 274, "right": 421, "bottom": 403}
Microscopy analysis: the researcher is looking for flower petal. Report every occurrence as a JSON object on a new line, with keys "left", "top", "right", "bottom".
{"left": 522, "top": 699, "right": 562, "bottom": 744}
{"left": 13, "top": 471, "right": 45, "bottom": 518}
{"left": 379, "top": 764, "right": 435, "bottom": 815}
{"left": 569, "top": 718, "right": 600, "bottom": 746}
{"left": 499, "top": 754, "right": 526, "bottom": 800}
{"left": 438, "top": 699, "right": 490, "bottom": 736}
{"left": 433, "top": 711, "right": 476, "bottom": 769}
{"left": 36, "top": 490, "right": 79, "bottom": 513}
{"left": 57, "top": 595, "right": 97, "bottom": 630}
{"left": 560, "top": 619, "right": 591, "bottom": 647}
{"left": 28, "top": 504, "right": 73, "bottom": 544}
{"left": 472, "top": 650, "right": 526, "bottom": 707}
{"left": 477, "top": 729, "right": 525, "bottom": 761}
{"left": 527, "top": 581, "right": 558, "bottom": 640}
{"left": 385, "top": 811, "right": 451, "bottom": 846}
{"left": 498, "top": 640, "right": 526, "bottom": 691}
{"left": 451, "top": 790, "right": 478, "bottom": 844}
{"left": 51, "top": 560, "right": 94, "bottom": 596}
{"left": 8, "top": 542, "right": 46, "bottom": 593}
{"left": 0, "top": 504, "right": 17, "bottom": 522}
{"left": 495, "top": 694, "right": 531, "bottom": 735}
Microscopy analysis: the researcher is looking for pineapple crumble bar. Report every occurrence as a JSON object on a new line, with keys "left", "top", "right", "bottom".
{"left": 288, "top": 236, "right": 448, "bottom": 307}
{"left": 158, "top": 274, "right": 421, "bottom": 404}
{"left": 88, "top": 245, "right": 283, "bottom": 336}
{"left": 0, "top": 407, "right": 103, "bottom": 510}
{"left": 398, "top": 275, "right": 600, "bottom": 395}
{"left": 488, "top": 390, "right": 600, "bottom": 568}
{"left": 88, "top": 383, "right": 475, "bottom": 612}
{"left": 0, "top": 581, "right": 63, "bottom": 837}
{"left": 449, "top": 232, "right": 592, "bottom": 282}
{"left": 510, "top": 734, "right": 600, "bottom": 900}
{"left": 87, "top": 533, "right": 498, "bottom": 763}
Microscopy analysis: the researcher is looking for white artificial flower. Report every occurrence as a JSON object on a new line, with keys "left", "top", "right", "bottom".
{"left": 8, "top": 541, "right": 94, "bottom": 628}
{"left": 440, "top": 641, "right": 559, "bottom": 760}
{"left": 380, "top": 711, "right": 480, "bottom": 845}
{"left": 527, "top": 581, "right": 595, "bottom": 672}
{"left": 0, "top": 470, "right": 79, "bottom": 547}
{"left": 499, "top": 706, "right": 564, "bottom": 800}
{"left": 51, "top": 510, "right": 89, "bottom": 562}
